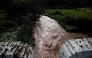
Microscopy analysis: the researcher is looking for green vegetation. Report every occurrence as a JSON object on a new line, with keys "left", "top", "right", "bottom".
{"left": 0, "top": 10, "right": 35, "bottom": 46}
{"left": 0, "top": 0, "right": 44, "bottom": 46}
{"left": 15, "top": 23, "right": 35, "bottom": 47}
{"left": 0, "top": 13, "right": 7, "bottom": 18}
{"left": 0, "top": 6, "right": 92, "bottom": 46}
{"left": 0, "top": 25, "right": 35, "bottom": 47}
{"left": 0, "top": 18, "right": 35, "bottom": 46}
{"left": 44, "top": 8, "right": 92, "bottom": 37}
{"left": 74, "top": 36, "right": 83, "bottom": 39}
{"left": 44, "top": 8, "right": 92, "bottom": 19}
{"left": 44, "top": 8, "right": 92, "bottom": 26}
{"left": 0, "top": 10, "right": 18, "bottom": 33}
{"left": 0, "top": 0, "right": 92, "bottom": 46}
{"left": 0, "top": 31, "right": 17, "bottom": 42}
{"left": 0, "top": 10, "right": 7, "bottom": 19}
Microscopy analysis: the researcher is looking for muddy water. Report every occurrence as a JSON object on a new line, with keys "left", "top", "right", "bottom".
{"left": 33, "top": 16, "right": 88, "bottom": 58}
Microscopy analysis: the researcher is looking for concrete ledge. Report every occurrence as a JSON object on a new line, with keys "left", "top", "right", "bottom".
{"left": 0, "top": 42, "right": 34, "bottom": 58}
{"left": 60, "top": 38, "right": 92, "bottom": 58}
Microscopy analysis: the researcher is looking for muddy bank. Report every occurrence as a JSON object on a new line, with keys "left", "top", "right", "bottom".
{"left": 68, "top": 33, "right": 88, "bottom": 39}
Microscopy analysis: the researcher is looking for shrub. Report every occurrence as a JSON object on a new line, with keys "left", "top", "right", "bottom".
{"left": 90, "top": 8, "right": 92, "bottom": 11}
{"left": 55, "top": 10, "right": 61, "bottom": 15}
{"left": 83, "top": 9, "right": 86, "bottom": 12}
{"left": 0, "top": 20, "right": 18, "bottom": 33}
{"left": 74, "top": 36, "right": 83, "bottom": 39}
{"left": 62, "top": 16, "right": 75, "bottom": 25}
{"left": 62, "top": 16, "right": 92, "bottom": 33}
{"left": 15, "top": 23, "right": 35, "bottom": 47}
{"left": 0, "top": 21, "right": 18, "bottom": 28}
{"left": 0, "top": 31, "right": 17, "bottom": 42}
{"left": 75, "top": 8, "right": 81, "bottom": 11}
{"left": 86, "top": 33, "right": 92, "bottom": 37}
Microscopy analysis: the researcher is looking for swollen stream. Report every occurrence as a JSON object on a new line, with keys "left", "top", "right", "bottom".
{"left": 33, "top": 16, "right": 68, "bottom": 58}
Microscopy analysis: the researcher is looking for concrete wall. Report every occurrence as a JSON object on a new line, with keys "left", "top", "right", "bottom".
{"left": 60, "top": 38, "right": 92, "bottom": 58}
{"left": 0, "top": 42, "right": 34, "bottom": 58}
{"left": 0, "top": 38, "right": 92, "bottom": 58}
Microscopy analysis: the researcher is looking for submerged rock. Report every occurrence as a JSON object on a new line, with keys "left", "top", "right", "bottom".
{"left": 33, "top": 16, "right": 68, "bottom": 58}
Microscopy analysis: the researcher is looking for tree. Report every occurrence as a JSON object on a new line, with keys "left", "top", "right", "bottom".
{"left": 6, "top": 0, "right": 44, "bottom": 24}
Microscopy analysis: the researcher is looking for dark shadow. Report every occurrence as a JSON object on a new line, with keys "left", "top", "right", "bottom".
{"left": 69, "top": 50, "right": 92, "bottom": 58}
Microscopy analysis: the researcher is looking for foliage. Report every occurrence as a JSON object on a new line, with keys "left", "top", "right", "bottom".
{"left": 54, "top": 10, "right": 62, "bottom": 15}
{"left": 0, "top": 21, "right": 35, "bottom": 47}
{"left": 0, "top": 13, "right": 7, "bottom": 19}
{"left": 44, "top": 8, "right": 92, "bottom": 37}
{"left": 0, "top": 0, "right": 44, "bottom": 47}
{"left": 75, "top": 8, "right": 81, "bottom": 11}
{"left": 0, "top": 19, "right": 18, "bottom": 33}
{"left": 15, "top": 23, "right": 35, "bottom": 47}
{"left": 45, "top": 0, "right": 92, "bottom": 8}
{"left": 0, "top": 22, "right": 35, "bottom": 46}
{"left": 7, "top": 0, "right": 44, "bottom": 17}
{"left": 0, "top": 31, "right": 17, "bottom": 42}
{"left": 44, "top": 8, "right": 92, "bottom": 19}
{"left": 62, "top": 16, "right": 92, "bottom": 33}
{"left": 86, "top": 33, "right": 92, "bottom": 37}
{"left": 0, "top": 9, "right": 17, "bottom": 33}
{"left": 74, "top": 36, "right": 83, "bottom": 39}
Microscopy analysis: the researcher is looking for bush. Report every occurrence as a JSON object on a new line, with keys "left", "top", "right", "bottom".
{"left": 0, "top": 20, "right": 18, "bottom": 33}
{"left": 86, "top": 33, "right": 92, "bottom": 37}
{"left": 90, "top": 8, "right": 92, "bottom": 11}
{"left": 75, "top": 8, "right": 81, "bottom": 11}
{"left": 0, "top": 21, "right": 18, "bottom": 28}
{"left": 83, "top": 9, "right": 86, "bottom": 12}
{"left": 62, "top": 16, "right": 92, "bottom": 33}
{"left": 15, "top": 23, "right": 35, "bottom": 47}
{"left": 0, "top": 24, "right": 35, "bottom": 46}
{"left": 62, "top": 16, "right": 75, "bottom": 25}
{"left": 53, "top": 10, "right": 63, "bottom": 16}
{"left": 55, "top": 10, "right": 61, "bottom": 15}
{"left": 74, "top": 36, "right": 83, "bottom": 39}
{"left": 8, "top": 0, "right": 44, "bottom": 19}
{"left": 0, "top": 31, "right": 17, "bottom": 42}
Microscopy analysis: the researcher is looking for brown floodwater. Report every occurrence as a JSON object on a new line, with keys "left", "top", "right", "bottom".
{"left": 33, "top": 16, "right": 88, "bottom": 58}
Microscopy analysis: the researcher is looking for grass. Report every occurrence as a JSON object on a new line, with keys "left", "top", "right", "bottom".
{"left": 0, "top": 23, "right": 35, "bottom": 46}
{"left": 44, "top": 8, "right": 92, "bottom": 19}
{"left": 44, "top": 8, "right": 92, "bottom": 27}
{"left": 0, "top": 10, "right": 35, "bottom": 46}
{"left": 0, "top": 10, "right": 7, "bottom": 19}
{"left": 0, "top": 8, "right": 92, "bottom": 44}
{"left": 44, "top": 8, "right": 92, "bottom": 36}
{"left": 0, "top": 31, "right": 17, "bottom": 42}
{"left": 61, "top": 9, "right": 92, "bottom": 19}
{"left": 78, "top": 8, "right": 92, "bottom": 12}
{"left": 0, "top": 13, "right": 7, "bottom": 18}
{"left": 0, "top": 10, "right": 7, "bottom": 25}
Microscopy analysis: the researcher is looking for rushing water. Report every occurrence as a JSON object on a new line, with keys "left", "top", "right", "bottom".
{"left": 33, "top": 16, "right": 68, "bottom": 58}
